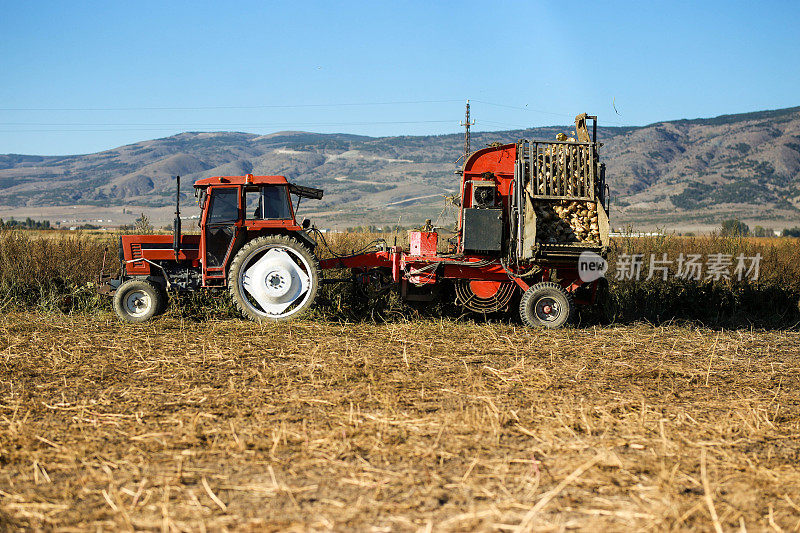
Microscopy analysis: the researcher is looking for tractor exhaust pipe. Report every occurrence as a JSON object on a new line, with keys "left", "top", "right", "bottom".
{"left": 173, "top": 175, "right": 181, "bottom": 260}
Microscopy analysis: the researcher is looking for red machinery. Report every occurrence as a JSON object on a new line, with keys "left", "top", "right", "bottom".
{"left": 105, "top": 114, "right": 610, "bottom": 328}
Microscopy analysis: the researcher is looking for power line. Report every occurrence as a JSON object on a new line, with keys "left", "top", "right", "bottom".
{"left": 472, "top": 99, "right": 574, "bottom": 118}
{"left": 0, "top": 119, "right": 462, "bottom": 134}
{"left": 0, "top": 99, "right": 463, "bottom": 112}
{"left": 0, "top": 97, "right": 630, "bottom": 127}
{"left": 480, "top": 119, "right": 535, "bottom": 130}
{"left": 0, "top": 120, "right": 456, "bottom": 127}
{"left": 472, "top": 99, "right": 630, "bottom": 127}
{"left": 0, "top": 100, "right": 631, "bottom": 136}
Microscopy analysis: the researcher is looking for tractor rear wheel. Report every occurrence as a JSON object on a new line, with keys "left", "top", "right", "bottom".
{"left": 228, "top": 235, "right": 320, "bottom": 323}
{"left": 113, "top": 279, "right": 164, "bottom": 323}
{"left": 519, "top": 282, "right": 575, "bottom": 329}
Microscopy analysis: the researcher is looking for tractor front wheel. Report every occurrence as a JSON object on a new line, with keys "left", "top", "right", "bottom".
{"left": 519, "top": 282, "right": 575, "bottom": 329}
{"left": 113, "top": 279, "right": 165, "bottom": 323}
{"left": 228, "top": 235, "right": 320, "bottom": 323}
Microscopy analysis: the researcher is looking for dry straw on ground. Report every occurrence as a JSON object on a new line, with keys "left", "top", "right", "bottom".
{"left": 1, "top": 314, "right": 799, "bottom": 531}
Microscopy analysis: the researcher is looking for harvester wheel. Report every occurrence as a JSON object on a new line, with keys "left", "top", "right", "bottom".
{"left": 113, "top": 279, "right": 164, "bottom": 323}
{"left": 519, "top": 282, "right": 575, "bottom": 329}
{"left": 228, "top": 235, "right": 320, "bottom": 323}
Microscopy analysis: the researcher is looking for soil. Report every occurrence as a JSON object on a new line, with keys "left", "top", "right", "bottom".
{"left": 1, "top": 314, "right": 799, "bottom": 531}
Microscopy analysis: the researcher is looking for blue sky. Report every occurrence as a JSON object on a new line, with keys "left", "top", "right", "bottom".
{"left": 1, "top": 0, "right": 798, "bottom": 155}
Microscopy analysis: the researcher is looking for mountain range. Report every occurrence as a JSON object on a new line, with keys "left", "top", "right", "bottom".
{"left": 1, "top": 106, "right": 799, "bottom": 231}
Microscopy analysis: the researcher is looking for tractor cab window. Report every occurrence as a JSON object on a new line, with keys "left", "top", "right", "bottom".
{"left": 206, "top": 187, "right": 239, "bottom": 223}
{"left": 246, "top": 185, "right": 291, "bottom": 220}
{"left": 245, "top": 186, "right": 261, "bottom": 219}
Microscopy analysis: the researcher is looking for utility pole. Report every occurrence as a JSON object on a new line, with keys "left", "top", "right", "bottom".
{"left": 459, "top": 99, "right": 475, "bottom": 160}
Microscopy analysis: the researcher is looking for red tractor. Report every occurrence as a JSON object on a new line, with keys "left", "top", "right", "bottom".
{"left": 108, "top": 174, "right": 323, "bottom": 323}
{"left": 106, "top": 113, "right": 610, "bottom": 328}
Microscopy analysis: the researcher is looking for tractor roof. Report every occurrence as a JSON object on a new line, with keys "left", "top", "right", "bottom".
{"left": 193, "top": 175, "right": 289, "bottom": 187}
{"left": 193, "top": 174, "right": 324, "bottom": 200}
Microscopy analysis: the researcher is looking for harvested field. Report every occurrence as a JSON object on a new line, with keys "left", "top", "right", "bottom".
{"left": 1, "top": 313, "right": 799, "bottom": 531}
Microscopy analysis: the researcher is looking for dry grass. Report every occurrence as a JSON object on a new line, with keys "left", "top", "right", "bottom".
{"left": 0, "top": 230, "right": 115, "bottom": 313}
{"left": 1, "top": 313, "right": 799, "bottom": 531}
{"left": 606, "top": 234, "right": 800, "bottom": 328}
{"left": 0, "top": 229, "right": 798, "bottom": 327}
{"left": 0, "top": 230, "right": 114, "bottom": 287}
{"left": 610, "top": 233, "right": 800, "bottom": 292}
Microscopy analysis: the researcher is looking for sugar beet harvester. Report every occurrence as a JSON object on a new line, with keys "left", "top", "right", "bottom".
{"left": 104, "top": 114, "right": 610, "bottom": 328}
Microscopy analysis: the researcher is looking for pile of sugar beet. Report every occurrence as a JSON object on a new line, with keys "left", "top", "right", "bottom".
{"left": 533, "top": 200, "right": 601, "bottom": 244}
{"left": 529, "top": 133, "right": 602, "bottom": 245}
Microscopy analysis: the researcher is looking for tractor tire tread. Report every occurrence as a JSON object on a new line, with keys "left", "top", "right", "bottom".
{"left": 519, "top": 281, "right": 575, "bottom": 329}
{"left": 113, "top": 279, "right": 165, "bottom": 323}
{"left": 228, "top": 235, "right": 320, "bottom": 323}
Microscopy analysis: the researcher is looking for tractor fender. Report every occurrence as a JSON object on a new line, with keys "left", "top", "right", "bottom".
{"left": 291, "top": 229, "right": 317, "bottom": 250}
{"left": 245, "top": 228, "right": 317, "bottom": 251}
{"left": 98, "top": 274, "right": 167, "bottom": 296}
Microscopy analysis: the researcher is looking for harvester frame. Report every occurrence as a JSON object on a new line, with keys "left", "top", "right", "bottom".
{"left": 103, "top": 113, "right": 611, "bottom": 328}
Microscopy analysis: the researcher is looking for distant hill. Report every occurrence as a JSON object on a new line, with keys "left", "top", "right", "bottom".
{"left": 1, "top": 106, "right": 798, "bottom": 230}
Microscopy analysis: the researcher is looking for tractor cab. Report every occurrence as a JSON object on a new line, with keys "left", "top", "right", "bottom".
{"left": 193, "top": 174, "right": 323, "bottom": 285}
